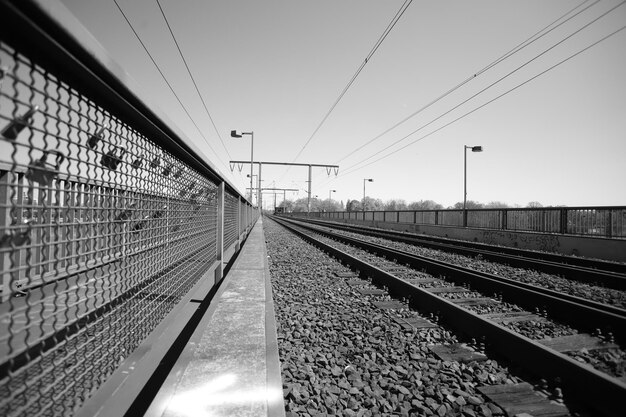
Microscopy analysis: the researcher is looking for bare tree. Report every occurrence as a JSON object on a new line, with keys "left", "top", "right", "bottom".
{"left": 408, "top": 200, "right": 443, "bottom": 210}
{"left": 484, "top": 201, "right": 510, "bottom": 208}
{"left": 384, "top": 199, "right": 408, "bottom": 210}
{"left": 452, "top": 200, "right": 484, "bottom": 209}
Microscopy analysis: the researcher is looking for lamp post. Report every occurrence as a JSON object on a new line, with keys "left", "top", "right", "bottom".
{"left": 363, "top": 178, "right": 373, "bottom": 212}
{"left": 246, "top": 174, "right": 258, "bottom": 203}
{"left": 231, "top": 130, "right": 254, "bottom": 205}
{"left": 463, "top": 145, "right": 483, "bottom": 210}
{"left": 328, "top": 189, "right": 336, "bottom": 212}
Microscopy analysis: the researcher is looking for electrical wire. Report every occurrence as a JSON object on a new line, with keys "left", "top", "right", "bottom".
{"left": 284, "top": 0, "right": 413, "bottom": 170}
{"left": 112, "top": 0, "right": 233, "bottom": 176}
{"left": 337, "top": 24, "right": 626, "bottom": 178}
{"left": 155, "top": 0, "right": 232, "bottom": 160}
{"left": 332, "top": 0, "right": 597, "bottom": 165}
{"left": 337, "top": 0, "right": 625, "bottom": 175}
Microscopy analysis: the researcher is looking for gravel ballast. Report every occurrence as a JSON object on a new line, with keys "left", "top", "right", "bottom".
{"left": 306, "top": 222, "right": 626, "bottom": 309}
{"left": 264, "top": 218, "right": 550, "bottom": 417}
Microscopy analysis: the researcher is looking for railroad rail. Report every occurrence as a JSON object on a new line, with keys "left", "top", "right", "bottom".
{"left": 271, "top": 215, "right": 626, "bottom": 417}
{"left": 0, "top": 1, "right": 258, "bottom": 416}
{"left": 288, "top": 217, "right": 626, "bottom": 289}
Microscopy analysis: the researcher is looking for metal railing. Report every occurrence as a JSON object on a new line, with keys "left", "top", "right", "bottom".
{"left": 293, "top": 206, "right": 626, "bottom": 239}
{"left": 0, "top": 1, "right": 258, "bottom": 416}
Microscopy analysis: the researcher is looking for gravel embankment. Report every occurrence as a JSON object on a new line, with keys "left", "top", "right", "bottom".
{"left": 266, "top": 219, "right": 535, "bottom": 417}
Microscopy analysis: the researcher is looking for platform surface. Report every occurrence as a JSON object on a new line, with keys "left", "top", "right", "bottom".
{"left": 146, "top": 217, "right": 284, "bottom": 417}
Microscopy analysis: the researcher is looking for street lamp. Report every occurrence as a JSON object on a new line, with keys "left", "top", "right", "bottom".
{"left": 231, "top": 130, "right": 255, "bottom": 205}
{"left": 363, "top": 178, "right": 373, "bottom": 212}
{"left": 463, "top": 145, "right": 483, "bottom": 210}
{"left": 246, "top": 174, "right": 258, "bottom": 203}
{"left": 328, "top": 189, "right": 336, "bottom": 211}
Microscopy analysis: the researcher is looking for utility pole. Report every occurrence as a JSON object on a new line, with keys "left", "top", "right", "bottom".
{"left": 249, "top": 187, "right": 298, "bottom": 210}
{"left": 231, "top": 161, "right": 338, "bottom": 214}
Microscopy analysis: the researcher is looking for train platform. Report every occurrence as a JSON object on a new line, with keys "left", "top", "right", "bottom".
{"left": 145, "top": 217, "right": 285, "bottom": 417}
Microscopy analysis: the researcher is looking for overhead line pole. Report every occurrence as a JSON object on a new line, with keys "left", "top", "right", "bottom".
{"left": 246, "top": 187, "right": 299, "bottom": 209}
{"left": 231, "top": 160, "right": 339, "bottom": 214}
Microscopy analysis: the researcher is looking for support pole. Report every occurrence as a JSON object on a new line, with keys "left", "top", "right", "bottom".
{"left": 307, "top": 164, "right": 312, "bottom": 214}
{"left": 258, "top": 163, "right": 262, "bottom": 211}
{"left": 250, "top": 132, "right": 254, "bottom": 203}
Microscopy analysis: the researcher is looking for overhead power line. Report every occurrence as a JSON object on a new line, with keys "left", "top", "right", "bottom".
{"left": 337, "top": 24, "right": 626, "bottom": 178}
{"left": 155, "top": 0, "right": 232, "bottom": 160}
{"left": 337, "top": 0, "right": 625, "bottom": 175}
{"left": 112, "top": 0, "right": 232, "bottom": 176}
{"left": 287, "top": 0, "right": 414, "bottom": 165}
{"left": 333, "top": 0, "right": 598, "bottom": 165}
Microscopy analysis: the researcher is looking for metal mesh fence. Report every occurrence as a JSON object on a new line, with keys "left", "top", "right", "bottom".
{"left": 223, "top": 192, "right": 238, "bottom": 249}
{"left": 296, "top": 207, "right": 626, "bottom": 239}
{"left": 0, "top": 38, "right": 224, "bottom": 416}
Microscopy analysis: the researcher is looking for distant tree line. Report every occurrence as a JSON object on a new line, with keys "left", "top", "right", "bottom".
{"left": 276, "top": 197, "right": 554, "bottom": 213}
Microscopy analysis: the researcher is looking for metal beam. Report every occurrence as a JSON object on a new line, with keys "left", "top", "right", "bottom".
{"left": 231, "top": 160, "right": 338, "bottom": 215}
{"left": 230, "top": 160, "right": 338, "bottom": 169}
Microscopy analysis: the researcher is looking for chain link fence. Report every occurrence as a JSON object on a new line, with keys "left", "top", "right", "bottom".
{"left": 0, "top": 3, "right": 257, "bottom": 415}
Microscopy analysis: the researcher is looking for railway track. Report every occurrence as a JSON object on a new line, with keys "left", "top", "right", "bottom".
{"left": 293, "top": 217, "right": 626, "bottom": 290}
{"left": 271, "top": 215, "right": 626, "bottom": 417}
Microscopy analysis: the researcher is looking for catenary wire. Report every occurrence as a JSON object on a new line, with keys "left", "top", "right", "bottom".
{"left": 278, "top": 0, "right": 413, "bottom": 182}
{"left": 336, "top": 24, "right": 626, "bottom": 178}
{"left": 335, "top": 0, "right": 625, "bottom": 176}
{"left": 332, "top": 0, "right": 597, "bottom": 165}
{"left": 155, "top": 0, "right": 232, "bottom": 161}
{"left": 113, "top": 0, "right": 234, "bottom": 177}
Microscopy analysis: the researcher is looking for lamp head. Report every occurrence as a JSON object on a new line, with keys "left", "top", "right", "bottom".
{"left": 230, "top": 130, "right": 243, "bottom": 138}
{"left": 471, "top": 146, "right": 483, "bottom": 152}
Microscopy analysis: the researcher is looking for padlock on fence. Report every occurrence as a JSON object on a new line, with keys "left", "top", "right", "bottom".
{"left": 150, "top": 155, "right": 160, "bottom": 169}
{"left": 101, "top": 146, "right": 126, "bottom": 171}
{"left": 0, "top": 219, "right": 34, "bottom": 249}
{"left": 179, "top": 181, "right": 196, "bottom": 198}
{"left": 26, "top": 150, "right": 64, "bottom": 186}
{"left": 131, "top": 154, "right": 144, "bottom": 170}
{"left": 87, "top": 125, "right": 107, "bottom": 149}
{"left": 114, "top": 203, "right": 136, "bottom": 222}
{"left": 162, "top": 163, "right": 173, "bottom": 177}
{"left": 1, "top": 105, "right": 38, "bottom": 140}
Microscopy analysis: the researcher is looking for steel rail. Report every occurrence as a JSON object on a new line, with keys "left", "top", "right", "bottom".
{"left": 295, "top": 217, "right": 626, "bottom": 288}
{"left": 275, "top": 216, "right": 626, "bottom": 342}
{"left": 271, "top": 216, "right": 626, "bottom": 417}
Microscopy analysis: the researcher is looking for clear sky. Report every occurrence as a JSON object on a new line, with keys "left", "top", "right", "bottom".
{"left": 59, "top": 0, "right": 626, "bottom": 209}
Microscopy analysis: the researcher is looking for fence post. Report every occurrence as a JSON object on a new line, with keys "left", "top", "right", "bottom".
{"left": 214, "top": 181, "right": 224, "bottom": 284}
{"left": 501, "top": 209, "right": 507, "bottom": 230}
{"left": 435, "top": 210, "right": 439, "bottom": 225}
{"left": 0, "top": 171, "right": 11, "bottom": 302}
{"left": 559, "top": 208, "right": 567, "bottom": 234}
{"left": 463, "top": 209, "right": 468, "bottom": 227}
{"left": 607, "top": 210, "right": 613, "bottom": 238}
